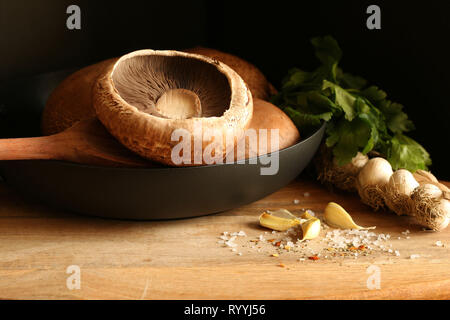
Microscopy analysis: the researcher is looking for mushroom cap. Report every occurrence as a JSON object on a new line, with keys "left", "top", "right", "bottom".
{"left": 234, "top": 99, "right": 300, "bottom": 160}
{"left": 93, "top": 50, "right": 253, "bottom": 166}
{"left": 41, "top": 58, "right": 117, "bottom": 135}
{"left": 184, "top": 47, "right": 277, "bottom": 100}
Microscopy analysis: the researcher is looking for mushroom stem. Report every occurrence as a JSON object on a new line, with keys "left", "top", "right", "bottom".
{"left": 155, "top": 89, "right": 202, "bottom": 119}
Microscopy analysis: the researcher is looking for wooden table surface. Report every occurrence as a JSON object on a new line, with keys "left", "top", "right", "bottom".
{"left": 0, "top": 176, "right": 449, "bottom": 300}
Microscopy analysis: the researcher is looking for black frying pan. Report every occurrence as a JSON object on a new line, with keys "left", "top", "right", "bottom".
{"left": 0, "top": 70, "right": 325, "bottom": 220}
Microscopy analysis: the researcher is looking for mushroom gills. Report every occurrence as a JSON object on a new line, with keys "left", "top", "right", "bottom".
{"left": 155, "top": 88, "right": 202, "bottom": 119}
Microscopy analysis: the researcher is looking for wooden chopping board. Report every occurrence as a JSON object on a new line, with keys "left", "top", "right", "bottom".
{"left": 0, "top": 176, "right": 449, "bottom": 300}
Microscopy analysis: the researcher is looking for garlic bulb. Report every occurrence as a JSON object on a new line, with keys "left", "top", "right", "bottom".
{"left": 411, "top": 183, "right": 450, "bottom": 231}
{"left": 356, "top": 157, "right": 393, "bottom": 210}
{"left": 384, "top": 169, "right": 419, "bottom": 216}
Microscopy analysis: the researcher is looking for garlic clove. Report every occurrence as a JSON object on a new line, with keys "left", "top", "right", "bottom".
{"left": 300, "top": 218, "right": 321, "bottom": 241}
{"left": 324, "top": 202, "right": 376, "bottom": 230}
{"left": 300, "top": 211, "right": 315, "bottom": 220}
{"left": 259, "top": 211, "right": 300, "bottom": 231}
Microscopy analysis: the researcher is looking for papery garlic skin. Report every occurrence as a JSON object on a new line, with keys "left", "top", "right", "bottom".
{"left": 259, "top": 212, "right": 300, "bottom": 231}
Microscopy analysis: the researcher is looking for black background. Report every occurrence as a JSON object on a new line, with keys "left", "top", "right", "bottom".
{"left": 1, "top": 0, "right": 449, "bottom": 178}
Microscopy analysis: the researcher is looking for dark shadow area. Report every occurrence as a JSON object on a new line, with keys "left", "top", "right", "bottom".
{"left": 1, "top": 0, "right": 449, "bottom": 178}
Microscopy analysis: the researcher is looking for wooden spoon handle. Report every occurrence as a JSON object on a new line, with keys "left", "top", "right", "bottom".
{"left": 0, "top": 136, "right": 61, "bottom": 161}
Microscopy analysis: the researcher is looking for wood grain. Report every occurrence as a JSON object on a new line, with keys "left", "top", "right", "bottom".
{"left": 0, "top": 176, "right": 449, "bottom": 300}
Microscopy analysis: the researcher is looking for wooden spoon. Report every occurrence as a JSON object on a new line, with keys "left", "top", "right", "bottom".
{"left": 0, "top": 118, "right": 155, "bottom": 167}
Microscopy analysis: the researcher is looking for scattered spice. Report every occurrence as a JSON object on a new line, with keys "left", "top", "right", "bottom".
{"left": 217, "top": 205, "right": 416, "bottom": 263}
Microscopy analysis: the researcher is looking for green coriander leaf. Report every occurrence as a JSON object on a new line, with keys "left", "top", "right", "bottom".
{"left": 384, "top": 134, "right": 432, "bottom": 171}
{"left": 378, "top": 100, "right": 415, "bottom": 134}
{"left": 283, "top": 106, "right": 332, "bottom": 130}
{"left": 361, "top": 86, "right": 387, "bottom": 102}
{"left": 280, "top": 68, "right": 313, "bottom": 90}
{"left": 336, "top": 68, "right": 368, "bottom": 90}
{"left": 325, "top": 117, "right": 372, "bottom": 165}
{"left": 311, "top": 36, "right": 342, "bottom": 82}
{"left": 322, "top": 80, "right": 356, "bottom": 121}
{"left": 311, "top": 36, "right": 342, "bottom": 67}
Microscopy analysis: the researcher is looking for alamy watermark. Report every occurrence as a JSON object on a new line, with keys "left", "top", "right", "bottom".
{"left": 367, "top": 5, "right": 381, "bottom": 30}
{"left": 66, "top": 5, "right": 81, "bottom": 30}
{"left": 66, "top": 265, "right": 81, "bottom": 290}
{"left": 170, "top": 122, "right": 280, "bottom": 175}
{"left": 366, "top": 264, "right": 381, "bottom": 290}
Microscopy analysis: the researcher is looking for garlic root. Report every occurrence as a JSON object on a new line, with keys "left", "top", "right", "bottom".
{"left": 315, "top": 146, "right": 368, "bottom": 192}
{"left": 411, "top": 184, "right": 450, "bottom": 231}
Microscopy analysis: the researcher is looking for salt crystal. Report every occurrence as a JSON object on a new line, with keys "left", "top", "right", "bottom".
{"left": 395, "top": 250, "right": 400, "bottom": 256}
{"left": 294, "top": 199, "right": 300, "bottom": 204}
{"left": 435, "top": 241, "right": 444, "bottom": 247}
{"left": 410, "top": 254, "right": 420, "bottom": 259}
{"left": 225, "top": 241, "right": 237, "bottom": 248}
{"left": 231, "top": 248, "right": 237, "bottom": 252}
{"left": 238, "top": 253, "right": 242, "bottom": 256}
